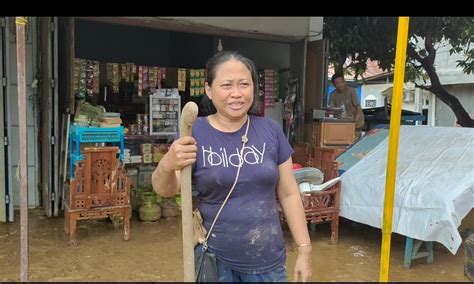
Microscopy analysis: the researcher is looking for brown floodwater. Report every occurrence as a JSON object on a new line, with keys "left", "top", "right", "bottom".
{"left": 0, "top": 208, "right": 470, "bottom": 282}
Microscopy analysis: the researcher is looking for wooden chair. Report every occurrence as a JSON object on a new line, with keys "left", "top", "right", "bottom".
{"left": 284, "top": 144, "right": 342, "bottom": 244}
{"left": 63, "top": 146, "right": 131, "bottom": 245}
{"left": 305, "top": 147, "right": 341, "bottom": 244}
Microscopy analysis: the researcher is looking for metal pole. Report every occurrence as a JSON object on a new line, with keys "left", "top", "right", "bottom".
{"left": 16, "top": 16, "right": 29, "bottom": 282}
{"left": 179, "top": 102, "right": 198, "bottom": 281}
{"left": 379, "top": 16, "right": 410, "bottom": 282}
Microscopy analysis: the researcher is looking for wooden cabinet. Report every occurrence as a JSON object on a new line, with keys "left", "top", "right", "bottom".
{"left": 64, "top": 146, "right": 131, "bottom": 245}
{"left": 305, "top": 119, "right": 355, "bottom": 148}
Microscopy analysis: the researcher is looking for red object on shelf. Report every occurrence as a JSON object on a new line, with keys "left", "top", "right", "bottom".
{"left": 292, "top": 163, "right": 302, "bottom": 170}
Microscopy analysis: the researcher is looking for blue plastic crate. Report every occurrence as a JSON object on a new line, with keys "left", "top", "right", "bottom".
{"left": 70, "top": 126, "right": 124, "bottom": 178}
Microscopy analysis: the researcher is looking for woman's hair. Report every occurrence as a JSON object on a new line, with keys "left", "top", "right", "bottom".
{"left": 200, "top": 51, "right": 258, "bottom": 116}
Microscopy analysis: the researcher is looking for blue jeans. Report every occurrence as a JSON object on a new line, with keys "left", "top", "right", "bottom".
{"left": 216, "top": 259, "right": 287, "bottom": 282}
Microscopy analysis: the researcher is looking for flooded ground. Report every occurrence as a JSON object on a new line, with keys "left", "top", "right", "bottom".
{"left": 0, "top": 208, "right": 471, "bottom": 282}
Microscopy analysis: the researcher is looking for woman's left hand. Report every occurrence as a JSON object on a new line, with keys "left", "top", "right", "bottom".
{"left": 293, "top": 246, "right": 312, "bottom": 282}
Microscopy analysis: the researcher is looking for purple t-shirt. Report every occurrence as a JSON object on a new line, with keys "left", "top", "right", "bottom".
{"left": 192, "top": 115, "right": 293, "bottom": 273}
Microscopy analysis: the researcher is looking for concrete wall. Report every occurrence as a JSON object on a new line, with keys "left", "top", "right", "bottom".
{"left": 434, "top": 83, "right": 474, "bottom": 126}
{"left": 433, "top": 42, "right": 473, "bottom": 85}
{"left": 410, "top": 39, "right": 474, "bottom": 127}
{"left": 360, "top": 84, "right": 391, "bottom": 109}
{"left": 309, "top": 17, "right": 324, "bottom": 41}
{"left": 414, "top": 38, "right": 474, "bottom": 86}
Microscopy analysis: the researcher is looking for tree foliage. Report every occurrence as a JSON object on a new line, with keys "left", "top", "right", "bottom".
{"left": 323, "top": 17, "right": 474, "bottom": 127}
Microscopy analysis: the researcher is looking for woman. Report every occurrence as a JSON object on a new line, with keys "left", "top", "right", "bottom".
{"left": 152, "top": 51, "right": 312, "bottom": 282}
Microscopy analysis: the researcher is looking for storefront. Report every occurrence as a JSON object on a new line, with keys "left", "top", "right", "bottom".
{"left": 1, "top": 16, "right": 327, "bottom": 221}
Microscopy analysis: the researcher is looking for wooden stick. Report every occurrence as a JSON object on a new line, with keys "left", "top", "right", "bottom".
{"left": 16, "top": 16, "right": 29, "bottom": 282}
{"left": 179, "top": 102, "right": 198, "bottom": 282}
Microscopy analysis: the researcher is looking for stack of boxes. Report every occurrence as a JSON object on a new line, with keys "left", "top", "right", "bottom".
{"left": 123, "top": 143, "right": 170, "bottom": 165}
{"left": 140, "top": 143, "right": 169, "bottom": 163}
{"left": 124, "top": 148, "right": 131, "bottom": 164}
{"left": 130, "top": 155, "right": 143, "bottom": 164}
{"left": 99, "top": 112, "right": 122, "bottom": 128}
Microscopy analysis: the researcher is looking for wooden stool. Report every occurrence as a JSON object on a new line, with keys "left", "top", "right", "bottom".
{"left": 403, "top": 237, "right": 434, "bottom": 268}
{"left": 63, "top": 146, "right": 131, "bottom": 245}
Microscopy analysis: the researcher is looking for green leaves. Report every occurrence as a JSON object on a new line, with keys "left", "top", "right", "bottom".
{"left": 324, "top": 17, "right": 474, "bottom": 79}
{"left": 324, "top": 17, "right": 474, "bottom": 127}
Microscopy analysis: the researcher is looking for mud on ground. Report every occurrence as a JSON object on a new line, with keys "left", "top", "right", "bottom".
{"left": 0, "top": 209, "right": 470, "bottom": 282}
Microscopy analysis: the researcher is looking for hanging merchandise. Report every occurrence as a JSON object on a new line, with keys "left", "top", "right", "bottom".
{"left": 136, "top": 65, "right": 163, "bottom": 96}
{"left": 73, "top": 58, "right": 100, "bottom": 100}
{"left": 263, "top": 69, "right": 276, "bottom": 108}
{"left": 73, "top": 58, "right": 81, "bottom": 98}
{"left": 120, "top": 63, "right": 128, "bottom": 82}
{"left": 137, "top": 66, "right": 143, "bottom": 97}
{"left": 143, "top": 66, "right": 150, "bottom": 94}
{"left": 155, "top": 67, "right": 166, "bottom": 89}
{"left": 178, "top": 68, "right": 187, "bottom": 92}
{"left": 189, "top": 69, "right": 206, "bottom": 97}
{"left": 151, "top": 67, "right": 159, "bottom": 90}
{"left": 86, "top": 60, "right": 94, "bottom": 99}
{"left": 129, "top": 63, "right": 136, "bottom": 83}
{"left": 93, "top": 62, "right": 100, "bottom": 95}
{"left": 160, "top": 67, "right": 166, "bottom": 80}
{"left": 77, "top": 59, "right": 88, "bottom": 100}
{"left": 106, "top": 63, "right": 121, "bottom": 94}
{"left": 284, "top": 79, "right": 298, "bottom": 143}
{"left": 131, "top": 64, "right": 137, "bottom": 85}
{"left": 120, "top": 63, "right": 136, "bottom": 84}
{"left": 274, "top": 71, "right": 280, "bottom": 101}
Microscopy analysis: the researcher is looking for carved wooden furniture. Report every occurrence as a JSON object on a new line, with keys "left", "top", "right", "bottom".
{"left": 63, "top": 146, "right": 131, "bottom": 245}
{"left": 285, "top": 143, "right": 342, "bottom": 244}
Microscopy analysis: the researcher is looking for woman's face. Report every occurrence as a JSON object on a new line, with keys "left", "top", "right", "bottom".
{"left": 205, "top": 59, "right": 254, "bottom": 121}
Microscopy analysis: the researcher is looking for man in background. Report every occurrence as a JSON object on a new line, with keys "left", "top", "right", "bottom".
{"left": 328, "top": 73, "right": 365, "bottom": 138}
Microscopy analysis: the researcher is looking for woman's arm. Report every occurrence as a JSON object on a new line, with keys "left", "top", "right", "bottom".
{"left": 277, "top": 157, "right": 312, "bottom": 281}
{"left": 152, "top": 136, "right": 197, "bottom": 198}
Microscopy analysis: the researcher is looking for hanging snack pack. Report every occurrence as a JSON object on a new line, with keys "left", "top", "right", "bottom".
{"left": 189, "top": 69, "right": 205, "bottom": 97}
{"left": 78, "top": 59, "right": 88, "bottom": 99}
{"left": 178, "top": 68, "right": 187, "bottom": 92}
{"left": 106, "top": 63, "right": 120, "bottom": 94}
{"left": 137, "top": 66, "right": 143, "bottom": 97}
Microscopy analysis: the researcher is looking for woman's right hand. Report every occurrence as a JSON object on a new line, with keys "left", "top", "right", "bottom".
{"left": 160, "top": 136, "right": 197, "bottom": 172}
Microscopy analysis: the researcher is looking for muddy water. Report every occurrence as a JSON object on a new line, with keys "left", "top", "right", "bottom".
{"left": 0, "top": 209, "right": 469, "bottom": 282}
